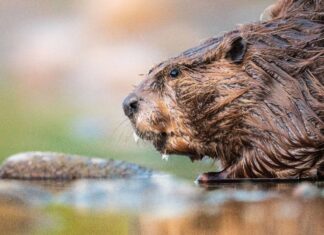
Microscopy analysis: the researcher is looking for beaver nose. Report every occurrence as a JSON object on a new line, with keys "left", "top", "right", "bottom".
{"left": 123, "top": 94, "right": 139, "bottom": 117}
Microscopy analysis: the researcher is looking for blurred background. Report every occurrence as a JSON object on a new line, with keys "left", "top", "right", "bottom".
{"left": 0, "top": 0, "right": 273, "bottom": 179}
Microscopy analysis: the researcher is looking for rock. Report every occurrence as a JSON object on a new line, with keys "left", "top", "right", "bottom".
{"left": 0, "top": 152, "right": 152, "bottom": 180}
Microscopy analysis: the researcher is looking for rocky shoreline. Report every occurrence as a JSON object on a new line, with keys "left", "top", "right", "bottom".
{"left": 0, "top": 152, "right": 323, "bottom": 234}
{"left": 0, "top": 152, "right": 153, "bottom": 180}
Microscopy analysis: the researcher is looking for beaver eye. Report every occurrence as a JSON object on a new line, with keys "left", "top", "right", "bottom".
{"left": 169, "top": 68, "right": 180, "bottom": 78}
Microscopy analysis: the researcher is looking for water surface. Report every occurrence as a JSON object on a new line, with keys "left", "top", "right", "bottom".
{"left": 0, "top": 178, "right": 323, "bottom": 235}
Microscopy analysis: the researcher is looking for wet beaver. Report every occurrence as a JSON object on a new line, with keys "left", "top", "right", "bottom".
{"left": 123, "top": 0, "right": 324, "bottom": 182}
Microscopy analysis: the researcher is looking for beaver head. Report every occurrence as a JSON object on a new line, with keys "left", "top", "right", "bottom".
{"left": 123, "top": 0, "right": 323, "bottom": 178}
{"left": 123, "top": 34, "right": 251, "bottom": 162}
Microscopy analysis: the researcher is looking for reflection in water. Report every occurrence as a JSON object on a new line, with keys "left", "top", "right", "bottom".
{"left": 139, "top": 198, "right": 324, "bottom": 235}
{"left": 0, "top": 179, "right": 323, "bottom": 235}
{"left": 0, "top": 195, "right": 43, "bottom": 235}
{"left": 138, "top": 182, "right": 324, "bottom": 235}
{"left": 203, "top": 181, "right": 324, "bottom": 193}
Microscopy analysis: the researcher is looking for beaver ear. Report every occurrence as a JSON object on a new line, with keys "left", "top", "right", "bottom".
{"left": 225, "top": 36, "right": 247, "bottom": 64}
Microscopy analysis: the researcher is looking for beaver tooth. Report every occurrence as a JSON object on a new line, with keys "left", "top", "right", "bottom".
{"left": 162, "top": 154, "right": 169, "bottom": 161}
{"left": 133, "top": 132, "right": 140, "bottom": 143}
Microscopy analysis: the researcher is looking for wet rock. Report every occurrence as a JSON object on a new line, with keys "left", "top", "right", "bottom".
{"left": 0, "top": 152, "right": 152, "bottom": 180}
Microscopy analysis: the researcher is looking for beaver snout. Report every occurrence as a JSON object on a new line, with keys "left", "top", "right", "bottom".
{"left": 123, "top": 93, "right": 139, "bottom": 118}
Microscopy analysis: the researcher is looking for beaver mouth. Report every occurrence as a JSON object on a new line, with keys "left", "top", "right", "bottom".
{"left": 134, "top": 130, "right": 170, "bottom": 152}
{"left": 133, "top": 129, "right": 204, "bottom": 161}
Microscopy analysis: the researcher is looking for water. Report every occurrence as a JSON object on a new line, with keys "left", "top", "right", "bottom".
{"left": 0, "top": 178, "right": 323, "bottom": 235}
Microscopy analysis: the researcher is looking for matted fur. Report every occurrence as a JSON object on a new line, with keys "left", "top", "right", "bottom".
{"left": 124, "top": 0, "right": 324, "bottom": 179}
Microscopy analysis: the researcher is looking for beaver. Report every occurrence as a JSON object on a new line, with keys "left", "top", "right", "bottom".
{"left": 123, "top": 0, "right": 324, "bottom": 182}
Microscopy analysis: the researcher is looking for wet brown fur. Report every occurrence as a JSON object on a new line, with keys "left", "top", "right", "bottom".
{"left": 124, "top": 0, "right": 324, "bottom": 179}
